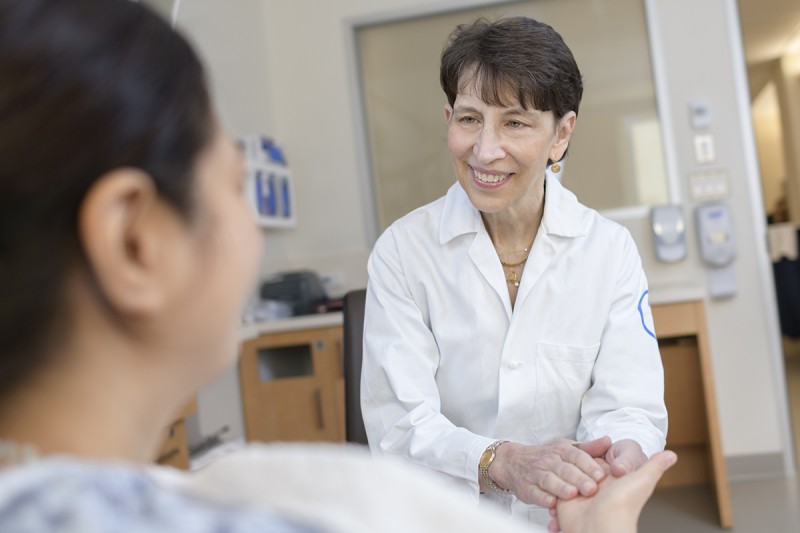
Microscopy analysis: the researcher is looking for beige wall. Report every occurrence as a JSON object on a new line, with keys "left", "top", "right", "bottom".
{"left": 179, "top": 0, "right": 793, "bottom": 471}
{"left": 776, "top": 52, "right": 800, "bottom": 222}
{"left": 752, "top": 82, "right": 787, "bottom": 216}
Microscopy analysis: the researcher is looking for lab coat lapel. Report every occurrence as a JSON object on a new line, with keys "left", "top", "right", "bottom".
{"left": 514, "top": 227, "right": 556, "bottom": 310}
{"left": 440, "top": 183, "right": 513, "bottom": 319}
{"left": 513, "top": 177, "right": 586, "bottom": 311}
{"left": 468, "top": 225, "right": 513, "bottom": 321}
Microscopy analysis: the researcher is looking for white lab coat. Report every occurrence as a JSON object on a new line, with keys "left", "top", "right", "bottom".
{"left": 361, "top": 177, "right": 667, "bottom": 523}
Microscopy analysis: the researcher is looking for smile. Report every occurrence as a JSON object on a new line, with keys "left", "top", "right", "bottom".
{"left": 472, "top": 167, "right": 510, "bottom": 184}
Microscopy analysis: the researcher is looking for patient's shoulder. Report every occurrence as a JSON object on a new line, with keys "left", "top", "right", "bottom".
{"left": 0, "top": 457, "right": 319, "bottom": 532}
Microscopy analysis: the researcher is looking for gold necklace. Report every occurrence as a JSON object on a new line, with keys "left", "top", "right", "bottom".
{"left": 496, "top": 244, "right": 531, "bottom": 288}
{"left": 500, "top": 257, "right": 528, "bottom": 268}
{"left": 500, "top": 255, "right": 529, "bottom": 287}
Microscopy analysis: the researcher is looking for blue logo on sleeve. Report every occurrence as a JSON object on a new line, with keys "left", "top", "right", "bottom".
{"left": 638, "top": 290, "right": 657, "bottom": 340}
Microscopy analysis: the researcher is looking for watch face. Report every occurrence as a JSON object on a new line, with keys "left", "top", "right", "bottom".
{"left": 479, "top": 448, "right": 493, "bottom": 468}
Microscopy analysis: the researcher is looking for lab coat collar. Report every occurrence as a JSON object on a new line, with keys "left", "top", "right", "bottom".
{"left": 541, "top": 176, "right": 588, "bottom": 238}
{"left": 438, "top": 176, "right": 588, "bottom": 245}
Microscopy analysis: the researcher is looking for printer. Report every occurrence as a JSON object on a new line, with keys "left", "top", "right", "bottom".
{"left": 260, "top": 270, "right": 328, "bottom": 317}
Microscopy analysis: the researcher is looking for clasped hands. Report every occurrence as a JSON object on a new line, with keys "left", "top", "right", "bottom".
{"left": 487, "top": 437, "right": 677, "bottom": 533}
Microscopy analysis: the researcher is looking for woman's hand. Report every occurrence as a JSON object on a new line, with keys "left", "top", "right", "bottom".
{"left": 552, "top": 451, "right": 678, "bottom": 533}
{"left": 488, "top": 437, "right": 612, "bottom": 508}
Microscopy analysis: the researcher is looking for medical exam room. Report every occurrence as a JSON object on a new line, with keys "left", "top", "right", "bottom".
{"left": 0, "top": 0, "right": 799, "bottom": 531}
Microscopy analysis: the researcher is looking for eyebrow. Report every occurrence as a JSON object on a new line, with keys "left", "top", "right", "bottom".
{"left": 453, "top": 104, "right": 543, "bottom": 118}
{"left": 502, "top": 107, "right": 543, "bottom": 119}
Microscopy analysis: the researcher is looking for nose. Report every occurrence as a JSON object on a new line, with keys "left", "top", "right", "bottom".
{"left": 473, "top": 124, "right": 506, "bottom": 163}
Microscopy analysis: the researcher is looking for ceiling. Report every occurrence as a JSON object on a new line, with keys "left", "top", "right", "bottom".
{"left": 738, "top": 0, "right": 800, "bottom": 65}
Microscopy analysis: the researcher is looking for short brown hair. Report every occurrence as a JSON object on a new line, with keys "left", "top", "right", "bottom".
{"left": 440, "top": 16, "right": 583, "bottom": 119}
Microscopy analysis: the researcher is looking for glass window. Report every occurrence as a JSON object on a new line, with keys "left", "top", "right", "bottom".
{"left": 357, "top": 0, "right": 670, "bottom": 232}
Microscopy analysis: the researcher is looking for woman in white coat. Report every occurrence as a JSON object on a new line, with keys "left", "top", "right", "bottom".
{"left": 361, "top": 16, "right": 668, "bottom": 527}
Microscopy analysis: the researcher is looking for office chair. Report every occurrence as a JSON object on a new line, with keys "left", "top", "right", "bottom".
{"left": 343, "top": 289, "right": 369, "bottom": 445}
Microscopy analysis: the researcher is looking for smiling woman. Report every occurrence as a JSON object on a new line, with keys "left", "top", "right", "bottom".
{"left": 360, "top": 15, "right": 669, "bottom": 530}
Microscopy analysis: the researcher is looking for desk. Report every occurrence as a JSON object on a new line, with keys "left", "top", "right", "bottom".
{"left": 653, "top": 300, "right": 732, "bottom": 528}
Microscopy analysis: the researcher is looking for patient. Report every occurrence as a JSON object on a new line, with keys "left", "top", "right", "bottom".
{"left": 0, "top": 0, "right": 674, "bottom": 531}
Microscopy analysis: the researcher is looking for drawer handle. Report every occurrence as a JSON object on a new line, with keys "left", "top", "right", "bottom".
{"left": 314, "top": 388, "right": 325, "bottom": 430}
{"left": 336, "top": 337, "right": 344, "bottom": 378}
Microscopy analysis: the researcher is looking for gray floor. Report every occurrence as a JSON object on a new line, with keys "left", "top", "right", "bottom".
{"left": 640, "top": 340, "right": 800, "bottom": 532}
{"left": 640, "top": 477, "right": 800, "bottom": 532}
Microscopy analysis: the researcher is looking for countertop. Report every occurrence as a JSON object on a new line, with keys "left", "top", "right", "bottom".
{"left": 235, "top": 284, "right": 702, "bottom": 343}
{"left": 238, "top": 312, "right": 344, "bottom": 342}
{"left": 648, "top": 283, "right": 706, "bottom": 306}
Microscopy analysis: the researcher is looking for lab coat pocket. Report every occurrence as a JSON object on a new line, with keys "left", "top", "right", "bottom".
{"left": 531, "top": 342, "right": 599, "bottom": 442}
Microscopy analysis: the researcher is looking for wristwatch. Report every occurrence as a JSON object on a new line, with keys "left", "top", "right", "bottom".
{"left": 479, "top": 440, "right": 512, "bottom": 494}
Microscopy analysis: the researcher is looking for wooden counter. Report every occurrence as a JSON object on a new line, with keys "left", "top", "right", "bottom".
{"left": 653, "top": 300, "right": 732, "bottom": 528}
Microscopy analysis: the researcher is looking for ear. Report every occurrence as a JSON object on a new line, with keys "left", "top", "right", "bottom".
{"left": 550, "top": 111, "right": 577, "bottom": 162}
{"left": 77, "top": 169, "right": 173, "bottom": 317}
{"left": 444, "top": 104, "right": 453, "bottom": 124}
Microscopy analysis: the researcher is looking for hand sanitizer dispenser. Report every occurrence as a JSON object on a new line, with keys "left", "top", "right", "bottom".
{"left": 695, "top": 202, "right": 736, "bottom": 298}
{"left": 651, "top": 205, "right": 687, "bottom": 263}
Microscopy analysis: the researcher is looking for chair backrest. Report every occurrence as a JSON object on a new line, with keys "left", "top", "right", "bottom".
{"left": 343, "top": 289, "right": 369, "bottom": 445}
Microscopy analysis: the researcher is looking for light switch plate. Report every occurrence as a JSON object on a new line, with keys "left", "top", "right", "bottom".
{"left": 693, "top": 134, "right": 716, "bottom": 164}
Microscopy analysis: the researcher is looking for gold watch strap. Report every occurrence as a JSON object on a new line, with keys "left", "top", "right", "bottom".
{"left": 480, "top": 440, "right": 512, "bottom": 494}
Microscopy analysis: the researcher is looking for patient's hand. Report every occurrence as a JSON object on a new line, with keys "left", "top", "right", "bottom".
{"left": 550, "top": 451, "right": 677, "bottom": 533}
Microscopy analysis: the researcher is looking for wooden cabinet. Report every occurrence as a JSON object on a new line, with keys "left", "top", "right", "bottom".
{"left": 652, "top": 300, "right": 732, "bottom": 528}
{"left": 239, "top": 326, "right": 345, "bottom": 443}
{"left": 155, "top": 399, "right": 197, "bottom": 470}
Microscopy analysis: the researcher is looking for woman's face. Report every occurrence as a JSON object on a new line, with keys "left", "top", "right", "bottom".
{"left": 445, "top": 86, "right": 575, "bottom": 215}
{"left": 167, "top": 127, "right": 263, "bottom": 385}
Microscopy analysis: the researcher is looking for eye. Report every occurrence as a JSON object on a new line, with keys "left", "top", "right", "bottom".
{"left": 507, "top": 120, "right": 525, "bottom": 129}
{"left": 459, "top": 116, "right": 478, "bottom": 125}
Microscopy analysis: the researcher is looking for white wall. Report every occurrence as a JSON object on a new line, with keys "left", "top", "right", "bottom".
{"left": 174, "top": 0, "right": 276, "bottom": 444}
{"left": 629, "top": 0, "right": 789, "bottom": 466}
{"left": 177, "top": 0, "right": 794, "bottom": 471}
{"left": 177, "top": 0, "right": 273, "bottom": 136}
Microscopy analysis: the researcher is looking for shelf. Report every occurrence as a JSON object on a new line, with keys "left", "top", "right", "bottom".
{"left": 240, "top": 136, "right": 295, "bottom": 229}
{"left": 257, "top": 216, "right": 296, "bottom": 229}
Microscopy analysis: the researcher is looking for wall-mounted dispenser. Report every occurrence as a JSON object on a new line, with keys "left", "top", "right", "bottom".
{"left": 651, "top": 205, "right": 687, "bottom": 263}
{"left": 695, "top": 202, "right": 736, "bottom": 298}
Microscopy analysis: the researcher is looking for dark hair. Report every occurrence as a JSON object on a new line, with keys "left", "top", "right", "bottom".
{"left": 440, "top": 16, "right": 583, "bottom": 124}
{"left": 0, "top": 0, "right": 213, "bottom": 394}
